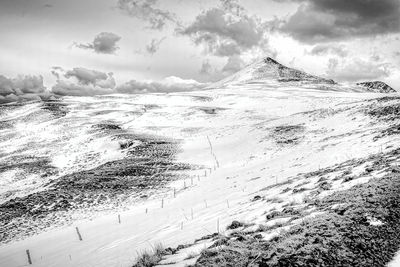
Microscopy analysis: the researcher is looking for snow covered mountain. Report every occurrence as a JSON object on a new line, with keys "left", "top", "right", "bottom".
{"left": 211, "top": 57, "right": 335, "bottom": 87}
{"left": 0, "top": 57, "right": 399, "bottom": 267}
{"left": 211, "top": 57, "right": 396, "bottom": 94}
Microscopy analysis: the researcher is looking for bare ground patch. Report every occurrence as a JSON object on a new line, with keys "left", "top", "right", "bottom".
{"left": 0, "top": 124, "right": 194, "bottom": 243}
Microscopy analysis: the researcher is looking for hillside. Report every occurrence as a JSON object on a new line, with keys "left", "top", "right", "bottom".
{"left": 0, "top": 58, "right": 399, "bottom": 267}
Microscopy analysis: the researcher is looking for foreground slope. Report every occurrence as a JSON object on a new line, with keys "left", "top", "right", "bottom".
{"left": 0, "top": 58, "right": 399, "bottom": 267}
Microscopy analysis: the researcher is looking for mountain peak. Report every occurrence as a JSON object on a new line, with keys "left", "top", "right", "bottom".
{"left": 210, "top": 56, "right": 336, "bottom": 88}
{"left": 259, "top": 57, "right": 336, "bottom": 84}
{"left": 263, "top": 57, "right": 280, "bottom": 65}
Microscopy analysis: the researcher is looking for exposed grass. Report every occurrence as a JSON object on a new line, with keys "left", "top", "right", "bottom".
{"left": 133, "top": 243, "right": 166, "bottom": 267}
{"left": 192, "top": 162, "right": 400, "bottom": 266}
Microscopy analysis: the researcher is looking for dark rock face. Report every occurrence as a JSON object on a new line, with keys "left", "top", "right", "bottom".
{"left": 357, "top": 81, "right": 396, "bottom": 93}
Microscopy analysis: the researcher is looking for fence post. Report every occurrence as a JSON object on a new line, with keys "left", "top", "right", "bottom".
{"left": 75, "top": 227, "right": 83, "bottom": 241}
{"left": 26, "top": 250, "right": 32, "bottom": 265}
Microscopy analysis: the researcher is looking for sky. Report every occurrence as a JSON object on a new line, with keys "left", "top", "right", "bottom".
{"left": 1, "top": 0, "right": 400, "bottom": 100}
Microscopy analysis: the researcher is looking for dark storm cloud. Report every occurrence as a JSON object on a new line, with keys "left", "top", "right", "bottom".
{"left": 177, "top": 0, "right": 266, "bottom": 57}
{"left": 275, "top": 0, "right": 400, "bottom": 43}
{"left": 0, "top": 75, "right": 50, "bottom": 103}
{"left": 75, "top": 32, "right": 121, "bottom": 54}
{"left": 309, "top": 44, "right": 348, "bottom": 57}
{"left": 51, "top": 67, "right": 116, "bottom": 96}
{"left": 145, "top": 37, "right": 166, "bottom": 54}
{"left": 117, "top": 0, "right": 176, "bottom": 30}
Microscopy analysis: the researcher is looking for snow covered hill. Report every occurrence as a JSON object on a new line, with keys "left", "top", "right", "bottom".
{"left": 210, "top": 57, "right": 396, "bottom": 94}
{"left": 0, "top": 58, "right": 399, "bottom": 267}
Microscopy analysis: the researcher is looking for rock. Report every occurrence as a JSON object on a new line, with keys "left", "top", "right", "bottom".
{"left": 252, "top": 195, "right": 262, "bottom": 201}
{"left": 266, "top": 210, "right": 282, "bottom": 220}
{"left": 227, "top": 220, "right": 244, "bottom": 230}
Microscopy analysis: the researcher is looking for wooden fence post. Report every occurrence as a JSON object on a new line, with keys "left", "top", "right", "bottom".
{"left": 26, "top": 250, "right": 32, "bottom": 265}
{"left": 75, "top": 227, "right": 83, "bottom": 241}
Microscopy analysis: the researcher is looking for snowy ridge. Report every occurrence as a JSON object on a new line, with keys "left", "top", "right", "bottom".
{"left": 357, "top": 81, "right": 397, "bottom": 93}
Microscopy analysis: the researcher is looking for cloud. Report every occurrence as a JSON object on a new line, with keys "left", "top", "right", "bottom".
{"left": 178, "top": 0, "right": 267, "bottom": 57}
{"left": 51, "top": 67, "right": 116, "bottom": 96}
{"left": 75, "top": 32, "right": 121, "bottom": 54}
{"left": 145, "top": 37, "right": 166, "bottom": 54}
{"left": 326, "top": 57, "right": 391, "bottom": 82}
{"left": 64, "top": 68, "right": 116, "bottom": 88}
{"left": 222, "top": 55, "right": 245, "bottom": 74}
{"left": 117, "top": 0, "right": 176, "bottom": 30}
{"left": 200, "top": 60, "right": 212, "bottom": 75}
{"left": 116, "top": 76, "right": 207, "bottom": 94}
{"left": 52, "top": 81, "right": 116, "bottom": 96}
{"left": 0, "top": 74, "right": 50, "bottom": 104}
{"left": 50, "top": 67, "right": 205, "bottom": 96}
{"left": 309, "top": 44, "right": 348, "bottom": 57}
{"left": 276, "top": 0, "right": 400, "bottom": 43}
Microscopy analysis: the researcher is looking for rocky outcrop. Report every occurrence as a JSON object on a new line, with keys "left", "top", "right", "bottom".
{"left": 357, "top": 81, "right": 396, "bottom": 93}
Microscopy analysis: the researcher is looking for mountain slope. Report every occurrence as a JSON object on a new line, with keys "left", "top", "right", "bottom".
{"left": 0, "top": 57, "right": 399, "bottom": 267}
